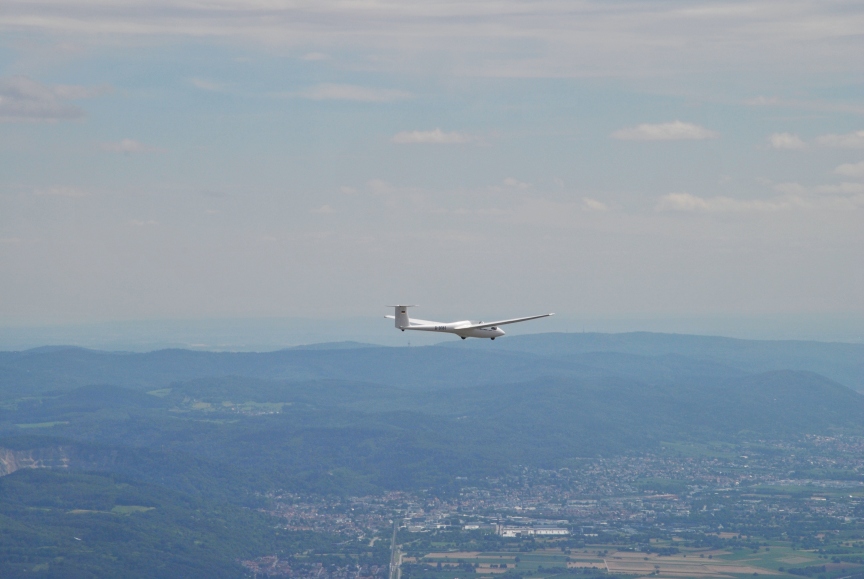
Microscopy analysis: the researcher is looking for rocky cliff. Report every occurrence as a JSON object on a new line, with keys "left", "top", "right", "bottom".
{"left": 0, "top": 446, "right": 72, "bottom": 476}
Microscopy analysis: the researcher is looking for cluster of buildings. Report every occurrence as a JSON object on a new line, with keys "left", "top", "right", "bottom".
{"left": 250, "top": 435, "right": 864, "bottom": 575}
{"left": 240, "top": 559, "right": 386, "bottom": 579}
{"left": 267, "top": 436, "right": 864, "bottom": 541}
{"left": 265, "top": 491, "right": 413, "bottom": 537}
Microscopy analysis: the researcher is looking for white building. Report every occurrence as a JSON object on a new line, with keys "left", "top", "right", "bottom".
{"left": 498, "top": 526, "right": 569, "bottom": 537}
{"left": 533, "top": 528, "right": 569, "bottom": 536}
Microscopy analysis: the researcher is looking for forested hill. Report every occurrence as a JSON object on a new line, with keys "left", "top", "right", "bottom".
{"left": 1, "top": 332, "right": 863, "bottom": 491}
{"left": 448, "top": 331, "right": 864, "bottom": 391}
{"left": 1, "top": 331, "right": 862, "bottom": 394}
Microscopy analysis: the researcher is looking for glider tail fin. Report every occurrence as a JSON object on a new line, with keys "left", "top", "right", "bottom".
{"left": 387, "top": 305, "right": 416, "bottom": 329}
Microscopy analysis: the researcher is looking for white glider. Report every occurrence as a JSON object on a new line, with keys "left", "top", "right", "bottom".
{"left": 385, "top": 305, "right": 553, "bottom": 340}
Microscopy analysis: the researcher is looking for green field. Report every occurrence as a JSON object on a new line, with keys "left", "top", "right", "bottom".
{"left": 400, "top": 535, "right": 864, "bottom": 579}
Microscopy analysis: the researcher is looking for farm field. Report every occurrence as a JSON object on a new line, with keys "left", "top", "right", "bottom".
{"left": 406, "top": 539, "right": 864, "bottom": 579}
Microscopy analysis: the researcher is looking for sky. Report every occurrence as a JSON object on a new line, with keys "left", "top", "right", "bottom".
{"left": 1, "top": 0, "right": 863, "bottom": 347}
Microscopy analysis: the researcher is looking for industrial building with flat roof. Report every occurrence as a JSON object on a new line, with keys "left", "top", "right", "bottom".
{"left": 498, "top": 526, "right": 569, "bottom": 537}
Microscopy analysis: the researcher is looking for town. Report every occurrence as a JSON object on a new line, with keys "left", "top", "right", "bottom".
{"left": 245, "top": 435, "right": 864, "bottom": 577}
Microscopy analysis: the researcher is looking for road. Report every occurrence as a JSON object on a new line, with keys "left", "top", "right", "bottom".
{"left": 388, "top": 521, "right": 401, "bottom": 579}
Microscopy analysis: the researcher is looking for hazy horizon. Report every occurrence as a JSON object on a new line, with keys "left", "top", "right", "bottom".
{"left": 2, "top": 312, "right": 863, "bottom": 352}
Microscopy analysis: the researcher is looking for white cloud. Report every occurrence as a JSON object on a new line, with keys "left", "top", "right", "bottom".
{"left": 33, "top": 186, "right": 88, "bottom": 197}
{"left": 611, "top": 121, "right": 718, "bottom": 141}
{"left": 768, "top": 132, "right": 806, "bottom": 150}
{"left": 0, "top": 76, "right": 104, "bottom": 122}
{"left": 300, "top": 52, "right": 330, "bottom": 61}
{"left": 2, "top": 1, "right": 864, "bottom": 79}
{"left": 772, "top": 182, "right": 808, "bottom": 195}
{"left": 310, "top": 204, "right": 334, "bottom": 214}
{"left": 392, "top": 129, "right": 472, "bottom": 144}
{"left": 100, "top": 139, "right": 161, "bottom": 154}
{"left": 481, "top": 177, "right": 534, "bottom": 197}
{"left": 834, "top": 160, "right": 864, "bottom": 178}
{"left": 189, "top": 77, "right": 224, "bottom": 92}
{"left": 746, "top": 96, "right": 781, "bottom": 106}
{"left": 814, "top": 182, "right": 864, "bottom": 195}
{"left": 582, "top": 198, "right": 608, "bottom": 211}
{"left": 746, "top": 97, "right": 864, "bottom": 115}
{"left": 366, "top": 179, "right": 396, "bottom": 195}
{"left": 130, "top": 219, "right": 159, "bottom": 226}
{"left": 360, "top": 179, "right": 424, "bottom": 201}
{"left": 501, "top": 178, "right": 531, "bottom": 189}
{"left": 52, "top": 83, "right": 111, "bottom": 100}
{"left": 816, "top": 131, "right": 864, "bottom": 149}
{"left": 656, "top": 192, "right": 798, "bottom": 213}
{"left": 771, "top": 180, "right": 864, "bottom": 196}
{"left": 296, "top": 84, "right": 412, "bottom": 102}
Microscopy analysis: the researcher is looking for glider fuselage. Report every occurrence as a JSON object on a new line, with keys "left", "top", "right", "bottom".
{"left": 416, "top": 321, "right": 506, "bottom": 339}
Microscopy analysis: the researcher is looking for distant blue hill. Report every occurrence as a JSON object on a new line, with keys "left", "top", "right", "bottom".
{"left": 447, "top": 331, "right": 864, "bottom": 390}
{"left": 1, "top": 331, "right": 862, "bottom": 393}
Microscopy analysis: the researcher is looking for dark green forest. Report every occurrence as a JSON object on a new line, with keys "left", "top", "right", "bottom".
{"left": 0, "top": 469, "right": 332, "bottom": 579}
